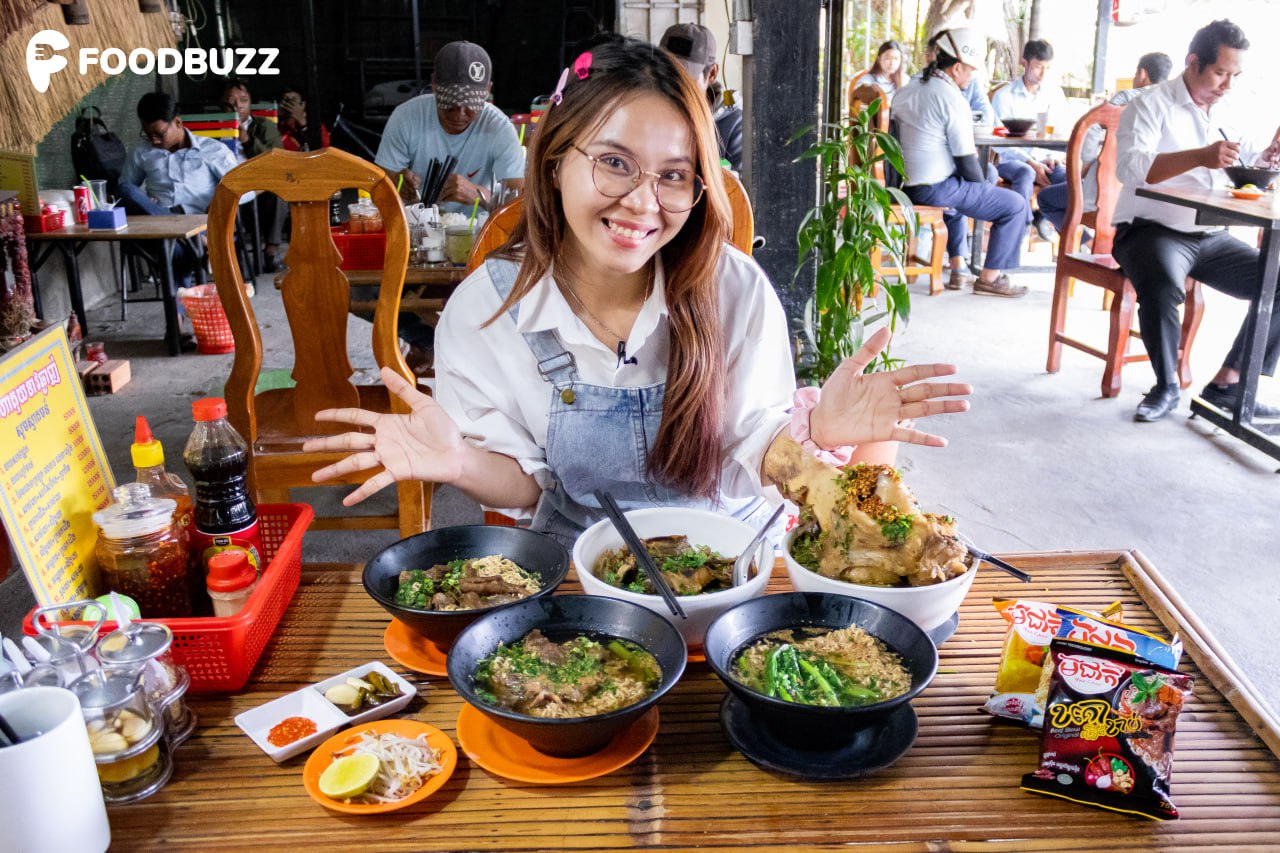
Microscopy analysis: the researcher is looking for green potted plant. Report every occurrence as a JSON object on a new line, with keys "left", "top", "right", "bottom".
{"left": 791, "top": 98, "right": 914, "bottom": 389}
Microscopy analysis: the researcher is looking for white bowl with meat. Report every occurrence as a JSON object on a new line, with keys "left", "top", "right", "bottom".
{"left": 573, "top": 507, "right": 776, "bottom": 649}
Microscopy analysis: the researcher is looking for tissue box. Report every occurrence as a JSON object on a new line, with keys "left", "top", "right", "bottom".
{"left": 86, "top": 207, "right": 127, "bottom": 230}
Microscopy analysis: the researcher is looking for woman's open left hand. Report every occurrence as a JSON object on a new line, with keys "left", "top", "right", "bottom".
{"left": 809, "top": 328, "right": 972, "bottom": 449}
{"left": 302, "top": 367, "right": 467, "bottom": 505}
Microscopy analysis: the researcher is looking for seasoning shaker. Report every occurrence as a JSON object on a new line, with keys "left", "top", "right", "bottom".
{"left": 206, "top": 550, "right": 257, "bottom": 617}
{"left": 96, "top": 621, "right": 196, "bottom": 747}
{"left": 69, "top": 668, "right": 173, "bottom": 804}
{"left": 31, "top": 599, "right": 107, "bottom": 686}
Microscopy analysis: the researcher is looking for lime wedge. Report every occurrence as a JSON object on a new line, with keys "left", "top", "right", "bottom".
{"left": 318, "top": 752, "right": 381, "bottom": 799}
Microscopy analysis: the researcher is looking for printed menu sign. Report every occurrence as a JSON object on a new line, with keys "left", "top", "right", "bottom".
{"left": 0, "top": 327, "right": 115, "bottom": 605}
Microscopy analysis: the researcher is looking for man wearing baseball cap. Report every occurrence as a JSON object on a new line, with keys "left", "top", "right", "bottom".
{"left": 376, "top": 40, "right": 524, "bottom": 213}
{"left": 659, "top": 23, "right": 743, "bottom": 171}
{"left": 892, "top": 26, "right": 1029, "bottom": 297}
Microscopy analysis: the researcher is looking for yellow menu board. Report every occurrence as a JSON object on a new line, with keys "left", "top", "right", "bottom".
{"left": 0, "top": 327, "right": 115, "bottom": 605}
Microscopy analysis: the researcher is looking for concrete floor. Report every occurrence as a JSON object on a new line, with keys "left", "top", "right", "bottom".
{"left": 3, "top": 242, "right": 1277, "bottom": 716}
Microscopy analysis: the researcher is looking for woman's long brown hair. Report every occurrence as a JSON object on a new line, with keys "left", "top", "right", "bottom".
{"left": 486, "top": 35, "right": 732, "bottom": 499}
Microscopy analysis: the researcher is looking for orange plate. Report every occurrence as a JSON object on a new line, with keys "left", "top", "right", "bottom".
{"left": 455, "top": 704, "right": 659, "bottom": 784}
{"left": 1228, "top": 187, "right": 1266, "bottom": 200}
{"left": 302, "top": 719, "right": 457, "bottom": 814}
{"left": 384, "top": 619, "right": 449, "bottom": 676}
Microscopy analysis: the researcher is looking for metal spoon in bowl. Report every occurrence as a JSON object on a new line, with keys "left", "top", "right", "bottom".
{"left": 959, "top": 535, "right": 1032, "bottom": 583}
{"left": 732, "top": 503, "right": 787, "bottom": 587}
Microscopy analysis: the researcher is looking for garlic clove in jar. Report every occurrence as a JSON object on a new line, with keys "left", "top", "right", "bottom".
{"left": 90, "top": 729, "right": 130, "bottom": 755}
{"left": 117, "top": 710, "right": 153, "bottom": 743}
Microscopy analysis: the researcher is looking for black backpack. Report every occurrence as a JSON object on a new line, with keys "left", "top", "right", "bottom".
{"left": 71, "top": 107, "right": 127, "bottom": 188}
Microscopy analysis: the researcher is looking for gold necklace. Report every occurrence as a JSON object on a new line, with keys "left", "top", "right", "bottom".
{"left": 558, "top": 264, "right": 654, "bottom": 343}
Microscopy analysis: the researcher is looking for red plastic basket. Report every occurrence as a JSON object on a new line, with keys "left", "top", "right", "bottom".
{"left": 178, "top": 283, "right": 236, "bottom": 354}
{"left": 330, "top": 225, "right": 386, "bottom": 270}
{"left": 23, "top": 210, "right": 66, "bottom": 233}
{"left": 24, "top": 503, "right": 314, "bottom": 693}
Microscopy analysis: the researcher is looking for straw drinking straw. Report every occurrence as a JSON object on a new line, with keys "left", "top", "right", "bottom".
{"left": 0, "top": 711, "right": 21, "bottom": 747}
{"left": 79, "top": 175, "right": 102, "bottom": 208}
{"left": 396, "top": 174, "right": 404, "bottom": 193}
{"left": 519, "top": 123, "right": 526, "bottom": 146}
{"left": 468, "top": 197, "right": 480, "bottom": 231}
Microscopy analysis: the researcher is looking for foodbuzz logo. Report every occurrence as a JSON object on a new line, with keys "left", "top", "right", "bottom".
{"left": 26, "top": 29, "right": 279, "bottom": 94}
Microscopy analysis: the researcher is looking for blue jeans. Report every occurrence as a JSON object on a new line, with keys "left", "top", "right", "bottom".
{"left": 996, "top": 161, "right": 1066, "bottom": 223}
{"left": 1036, "top": 181, "right": 1068, "bottom": 232}
{"left": 905, "top": 176, "right": 1027, "bottom": 272}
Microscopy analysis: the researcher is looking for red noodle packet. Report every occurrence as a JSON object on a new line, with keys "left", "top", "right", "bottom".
{"left": 1021, "top": 639, "right": 1193, "bottom": 821}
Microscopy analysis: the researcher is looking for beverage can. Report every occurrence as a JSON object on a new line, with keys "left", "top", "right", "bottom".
{"left": 73, "top": 186, "right": 91, "bottom": 224}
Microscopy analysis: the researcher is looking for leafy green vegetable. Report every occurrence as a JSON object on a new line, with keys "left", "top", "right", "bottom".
{"left": 879, "top": 515, "right": 913, "bottom": 545}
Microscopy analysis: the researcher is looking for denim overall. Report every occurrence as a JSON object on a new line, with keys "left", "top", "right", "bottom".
{"left": 486, "top": 258, "right": 765, "bottom": 546}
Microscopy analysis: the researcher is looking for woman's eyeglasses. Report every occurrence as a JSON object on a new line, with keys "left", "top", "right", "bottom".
{"left": 572, "top": 145, "right": 705, "bottom": 213}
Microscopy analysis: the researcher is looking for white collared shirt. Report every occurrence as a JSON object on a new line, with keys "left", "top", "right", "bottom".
{"left": 991, "top": 76, "right": 1068, "bottom": 163}
{"left": 893, "top": 72, "right": 977, "bottom": 187}
{"left": 434, "top": 246, "right": 795, "bottom": 517}
{"left": 1114, "top": 75, "right": 1265, "bottom": 233}
{"left": 119, "top": 129, "right": 238, "bottom": 214}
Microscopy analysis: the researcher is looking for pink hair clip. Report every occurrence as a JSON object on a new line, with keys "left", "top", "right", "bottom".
{"left": 549, "top": 67, "right": 570, "bottom": 106}
{"left": 573, "top": 51, "right": 593, "bottom": 80}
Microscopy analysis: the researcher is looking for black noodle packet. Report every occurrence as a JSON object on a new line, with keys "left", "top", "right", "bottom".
{"left": 1021, "top": 639, "right": 1194, "bottom": 821}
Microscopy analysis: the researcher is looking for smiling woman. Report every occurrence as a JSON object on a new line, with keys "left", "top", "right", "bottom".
{"left": 303, "top": 35, "right": 972, "bottom": 548}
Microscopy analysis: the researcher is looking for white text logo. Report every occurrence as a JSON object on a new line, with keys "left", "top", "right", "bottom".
{"left": 24, "top": 30, "right": 280, "bottom": 91}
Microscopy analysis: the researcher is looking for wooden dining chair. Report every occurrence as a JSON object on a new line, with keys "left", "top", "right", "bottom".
{"left": 1046, "top": 102, "right": 1204, "bottom": 398}
{"left": 206, "top": 147, "right": 430, "bottom": 537}
{"left": 849, "top": 84, "right": 947, "bottom": 294}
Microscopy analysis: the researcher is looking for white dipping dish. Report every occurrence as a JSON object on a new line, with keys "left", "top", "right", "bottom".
{"left": 573, "top": 507, "right": 775, "bottom": 648}
{"left": 780, "top": 525, "right": 978, "bottom": 633}
{"left": 234, "top": 661, "right": 416, "bottom": 762}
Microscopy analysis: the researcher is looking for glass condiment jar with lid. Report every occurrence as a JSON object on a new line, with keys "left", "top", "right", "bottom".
{"left": 96, "top": 621, "right": 196, "bottom": 747}
{"left": 93, "top": 483, "right": 192, "bottom": 618}
{"left": 69, "top": 668, "right": 173, "bottom": 804}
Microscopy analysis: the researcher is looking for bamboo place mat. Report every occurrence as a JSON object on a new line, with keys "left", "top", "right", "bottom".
{"left": 107, "top": 550, "right": 1280, "bottom": 852}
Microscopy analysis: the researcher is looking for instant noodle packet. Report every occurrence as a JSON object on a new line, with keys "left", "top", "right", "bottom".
{"left": 983, "top": 599, "right": 1181, "bottom": 727}
{"left": 1022, "top": 639, "right": 1194, "bottom": 820}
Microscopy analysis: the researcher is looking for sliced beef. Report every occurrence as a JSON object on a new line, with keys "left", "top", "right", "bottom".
{"left": 523, "top": 629, "right": 567, "bottom": 666}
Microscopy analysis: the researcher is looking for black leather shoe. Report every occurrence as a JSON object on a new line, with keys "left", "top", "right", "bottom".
{"left": 1134, "top": 385, "right": 1180, "bottom": 422}
{"left": 1200, "top": 382, "right": 1280, "bottom": 419}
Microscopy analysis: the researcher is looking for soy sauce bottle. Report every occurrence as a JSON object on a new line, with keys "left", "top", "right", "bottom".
{"left": 183, "top": 398, "right": 264, "bottom": 580}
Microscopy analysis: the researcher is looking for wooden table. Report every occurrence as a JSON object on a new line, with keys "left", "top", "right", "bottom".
{"left": 345, "top": 264, "right": 467, "bottom": 317}
{"left": 25, "top": 215, "right": 209, "bottom": 357}
{"left": 1135, "top": 185, "right": 1280, "bottom": 462}
{"left": 104, "top": 550, "right": 1280, "bottom": 851}
{"left": 971, "top": 131, "right": 1070, "bottom": 272}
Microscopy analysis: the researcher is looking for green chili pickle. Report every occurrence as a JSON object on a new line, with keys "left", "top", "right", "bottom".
{"left": 93, "top": 483, "right": 192, "bottom": 618}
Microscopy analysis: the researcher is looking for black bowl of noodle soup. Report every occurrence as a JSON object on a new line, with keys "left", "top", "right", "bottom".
{"left": 363, "top": 525, "right": 570, "bottom": 650}
{"left": 447, "top": 595, "right": 686, "bottom": 757}
{"left": 704, "top": 592, "right": 937, "bottom": 749}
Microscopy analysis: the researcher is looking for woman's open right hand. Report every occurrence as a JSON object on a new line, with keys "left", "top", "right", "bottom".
{"left": 304, "top": 366, "right": 466, "bottom": 506}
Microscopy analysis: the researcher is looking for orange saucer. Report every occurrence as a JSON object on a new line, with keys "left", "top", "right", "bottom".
{"left": 455, "top": 704, "right": 659, "bottom": 784}
{"left": 687, "top": 646, "right": 706, "bottom": 664}
{"left": 302, "top": 719, "right": 457, "bottom": 814}
{"left": 383, "top": 619, "right": 449, "bottom": 676}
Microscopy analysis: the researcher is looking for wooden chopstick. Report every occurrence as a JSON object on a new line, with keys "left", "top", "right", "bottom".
{"left": 593, "top": 489, "right": 687, "bottom": 619}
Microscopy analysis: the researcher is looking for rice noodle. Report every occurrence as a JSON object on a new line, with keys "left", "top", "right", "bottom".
{"left": 341, "top": 730, "right": 444, "bottom": 804}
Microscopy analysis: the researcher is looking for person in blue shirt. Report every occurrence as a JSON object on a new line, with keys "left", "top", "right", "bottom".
{"left": 376, "top": 41, "right": 524, "bottom": 214}
{"left": 117, "top": 92, "right": 237, "bottom": 291}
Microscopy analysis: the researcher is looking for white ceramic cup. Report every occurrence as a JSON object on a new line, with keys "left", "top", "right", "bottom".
{"left": 0, "top": 687, "right": 111, "bottom": 853}
{"left": 1036, "top": 110, "right": 1050, "bottom": 136}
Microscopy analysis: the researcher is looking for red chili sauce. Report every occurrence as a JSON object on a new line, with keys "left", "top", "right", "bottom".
{"left": 267, "top": 716, "right": 317, "bottom": 747}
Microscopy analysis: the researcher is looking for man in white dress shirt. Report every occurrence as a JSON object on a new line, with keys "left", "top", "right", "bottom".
{"left": 1111, "top": 19, "right": 1280, "bottom": 422}
{"left": 991, "top": 39, "right": 1068, "bottom": 240}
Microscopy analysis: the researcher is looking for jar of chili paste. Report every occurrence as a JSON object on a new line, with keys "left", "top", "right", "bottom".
{"left": 93, "top": 484, "right": 192, "bottom": 618}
